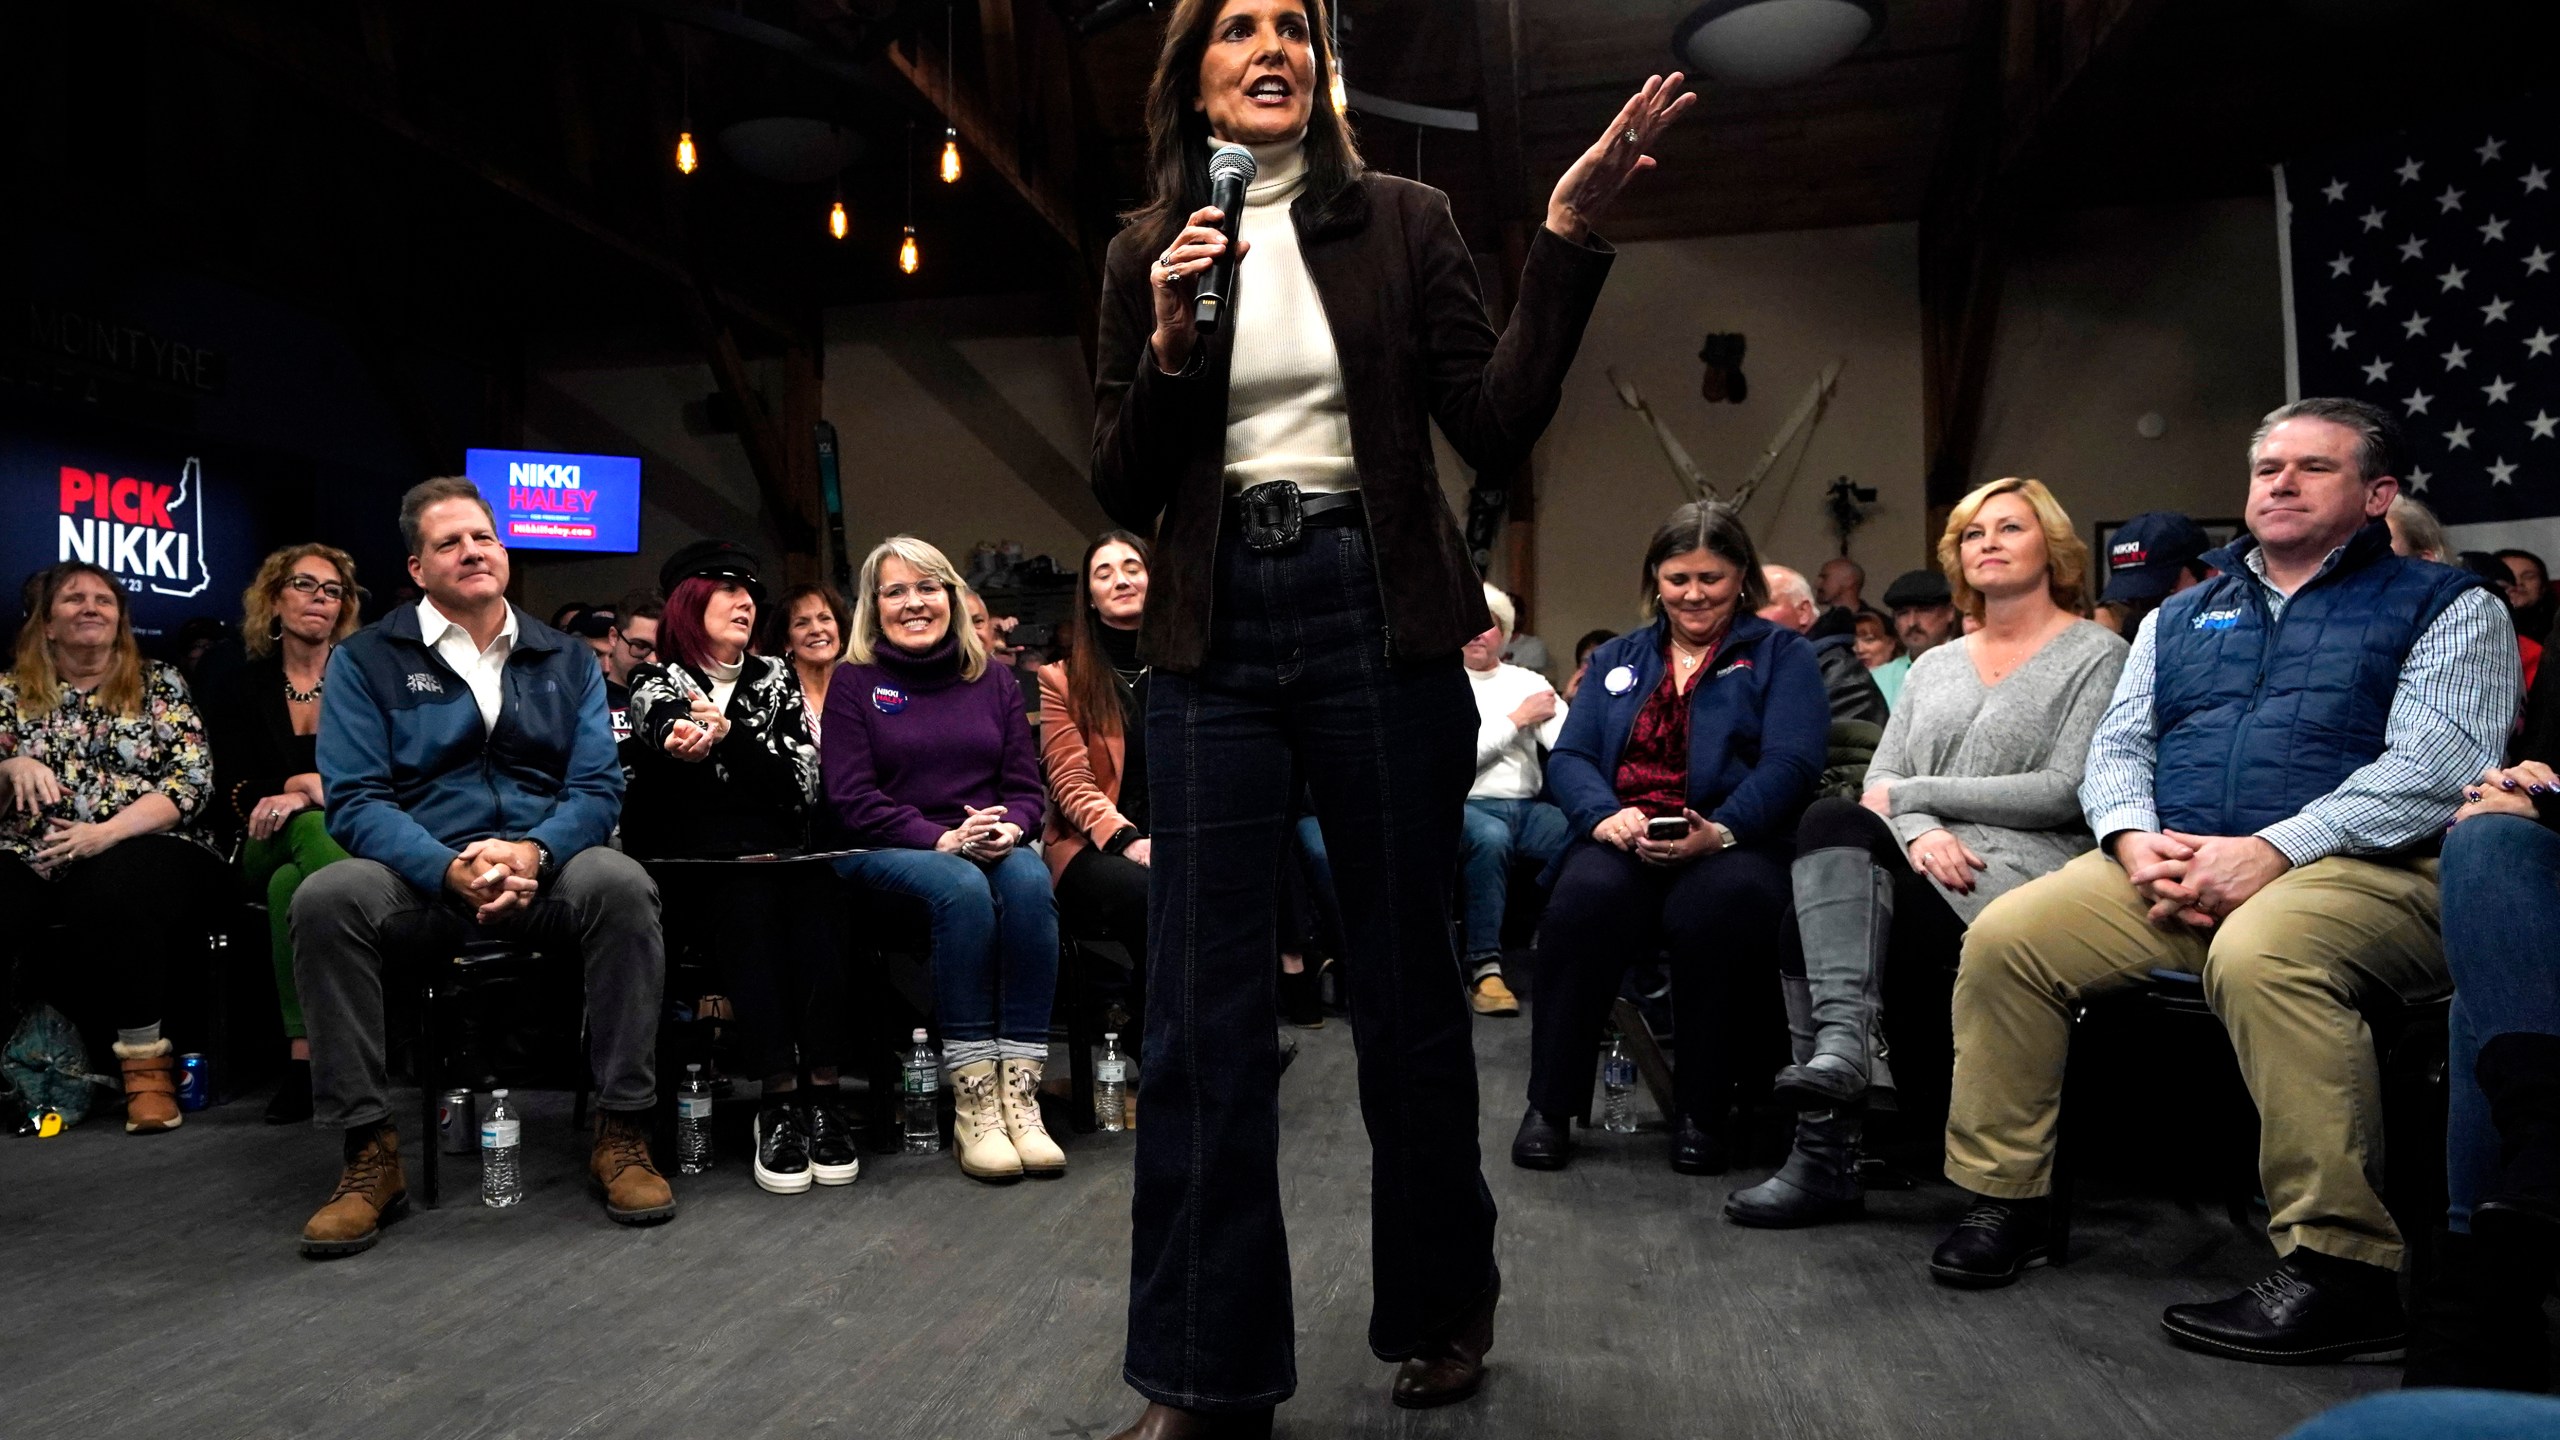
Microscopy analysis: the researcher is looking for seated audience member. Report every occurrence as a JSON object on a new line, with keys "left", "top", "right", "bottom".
{"left": 1724, "top": 479, "right": 2126, "bottom": 1229}
{"left": 823, "top": 536, "right": 1060, "bottom": 1184}
{"left": 0, "top": 562, "right": 225, "bottom": 1135}
{"left": 1562, "top": 628, "right": 1618, "bottom": 702}
{"left": 769, "top": 583, "right": 850, "bottom": 742}
{"left": 1759, "top": 564, "right": 1889, "bottom": 726}
{"left": 200, "top": 544, "right": 364, "bottom": 1125}
{"left": 960, "top": 584, "right": 1023, "bottom": 673}
{"left": 2386, "top": 495, "right": 2450, "bottom": 563}
{"left": 294, "top": 478, "right": 668, "bottom": 1258}
{"left": 549, "top": 600, "right": 593, "bottom": 632}
{"left": 2460, "top": 553, "right": 2545, "bottom": 691}
{"left": 1812, "top": 556, "right": 1868, "bottom": 642}
{"left": 1498, "top": 591, "right": 1552, "bottom": 676}
{"left": 625, "top": 541, "right": 852, "bottom": 1198}
{"left": 1884, "top": 568, "right": 1961, "bottom": 661}
{"left": 1852, "top": 611, "right": 1908, "bottom": 710}
{"left": 2093, "top": 510, "right": 2213, "bottom": 638}
{"left": 1515, "top": 501, "right": 1826, "bottom": 1174}
{"left": 602, "top": 598, "right": 661, "bottom": 735}
{"left": 2402, "top": 747, "right": 2560, "bottom": 1392}
{"left": 2500, "top": 547, "right": 2555, "bottom": 646}
{"left": 1460, "top": 583, "right": 1571, "bottom": 1018}
{"left": 568, "top": 609, "right": 617, "bottom": 680}
{"left": 1039, "top": 532, "right": 1155, "bottom": 1030}
{"left": 1928, "top": 399, "right": 2516, "bottom": 1365}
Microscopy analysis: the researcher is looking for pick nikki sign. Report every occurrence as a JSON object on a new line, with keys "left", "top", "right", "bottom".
{"left": 56, "top": 457, "right": 212, "bottom": 599}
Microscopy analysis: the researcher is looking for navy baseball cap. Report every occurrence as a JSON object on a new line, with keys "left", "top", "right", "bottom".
{"left": 1882, "top": 569, "right": 1952, "bottom": 610}
{"left": 2101, "top": 512, "right": 2210, "bottom": 604}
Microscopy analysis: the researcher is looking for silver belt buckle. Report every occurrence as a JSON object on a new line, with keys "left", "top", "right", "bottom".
{"left": 1238, "top": 481, "right": 1304, "bottom": 552}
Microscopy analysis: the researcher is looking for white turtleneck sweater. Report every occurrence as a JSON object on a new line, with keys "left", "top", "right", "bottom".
{"left": 1219, "top": 139, "right": 1358, "bottom": 495}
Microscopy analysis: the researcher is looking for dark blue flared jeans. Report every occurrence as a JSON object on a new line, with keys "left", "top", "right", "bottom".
{"left": 1123, "top": 522, "right": 1494, "bottom": 1411}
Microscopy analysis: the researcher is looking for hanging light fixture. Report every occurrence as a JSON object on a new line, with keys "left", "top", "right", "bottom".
{"left": 901, "top": 120, "right": 921, "bottom": 274}
{"left": 1327, "top": 2, "right": 1349, "bottom": 117}
{"left": 900, "top": 225, "right": 921, "bottom": 274}
{"left": 1671, "top": 0, "right": 1883, "bottom": 87}
{"left": 829, "top": 180, "right": 849, "bottom": 240}
{"left": 941, "top": 127, "right": 962, "bottom": 184}
{"left": 937, "top": 4, "right": 963, "bottom": 185}
{"left": 675, "top": 55, "right": 699, "bottom": 173}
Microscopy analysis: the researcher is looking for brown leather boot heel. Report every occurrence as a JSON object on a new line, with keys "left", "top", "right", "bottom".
{"left": 114, "top": 1038, "right": 183, "bottom": 1134}
{"left": 300, "top": 1127, "right": 408, "bottom": 1259}
{"left": 1103, "top": 1402, "right": 1274, "bottom": 1439}
{"left": 592, "top": 1111, "right": 678, "bottom": 1224}
{"left": 1391, "top": 1270, "right": 1500, "bottom": 1409}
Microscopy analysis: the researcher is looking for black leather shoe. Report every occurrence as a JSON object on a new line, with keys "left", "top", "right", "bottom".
{"left": 1392, "top": 1270, "right": 1499, "bottom": 1409}
{"left": 2160, "top": 1256, "right": 2407, "bottom": 1364}
{"left": 1510, "top": 1108, "right": 1569, "bottom": 1170}
{"left": 1928, "top": 1197, "right": 2050, "bottom": 1288}
{"left": 1670, "top": 1113, "right": 1729, "bottom": 1176}
{"left": 1103, "top": 1402, "right": 1273, "bottom": 1439}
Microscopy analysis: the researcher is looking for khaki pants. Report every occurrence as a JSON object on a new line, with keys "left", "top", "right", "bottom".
{"left": 1945, "top": 848, "right": 2447, "bottom": 1268}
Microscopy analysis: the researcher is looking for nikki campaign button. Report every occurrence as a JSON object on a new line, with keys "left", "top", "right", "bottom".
{"left": 871, "top": 685, "right": 909, "bottom": 714}
{"left": 1603, "top": 664, "right": 1637, "bottom": 696}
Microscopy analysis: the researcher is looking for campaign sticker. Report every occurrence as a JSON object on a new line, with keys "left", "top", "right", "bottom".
{"left": 872, "top": 686, "right": 909, "bottom": 714}
{"left": 1604, "top": 664, "right": 1637, "bottom": 696}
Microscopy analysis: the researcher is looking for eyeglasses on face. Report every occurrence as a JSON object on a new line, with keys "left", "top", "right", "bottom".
{"left": 620, "top": 636, "right": 655, "bottom": 658}
{"left": 877, "top": 580, "right": 947, "bottom": 604}
{"left": 285, "top": 575, "right": 349, "bottom": 602}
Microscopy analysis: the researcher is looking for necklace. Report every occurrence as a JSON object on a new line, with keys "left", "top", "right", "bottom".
{"left": 284, "top": 673, "right": 326, "bottom": 704}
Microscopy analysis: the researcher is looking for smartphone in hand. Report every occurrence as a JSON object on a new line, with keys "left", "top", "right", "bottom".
{"left": 1645, "top": 815, "right": 1693, "bottom": 843}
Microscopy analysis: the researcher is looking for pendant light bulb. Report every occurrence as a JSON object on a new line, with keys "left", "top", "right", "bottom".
{"left": 675, "top": 130, "right": 698, "bottom": 175}
{"left": 940, "top": 128, "right": 962, "bottom": 184}
{"left": 900, "top": 225, "right": 920, "bottom": 274}
{"left": 1329, "top": 70, "right": 1348, "bottom": 118}
{"left": 829, "top": 198, "right": 849, "bottom": 241}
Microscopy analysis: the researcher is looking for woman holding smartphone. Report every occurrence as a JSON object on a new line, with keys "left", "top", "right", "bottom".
{"left": 1517, "top": 501, "right": 1827, "bottom": 1175}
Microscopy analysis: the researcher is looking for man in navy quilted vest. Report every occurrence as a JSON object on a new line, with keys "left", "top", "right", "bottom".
{"left": 1923, "top": 398, "right": 2520, "bottom": 1364}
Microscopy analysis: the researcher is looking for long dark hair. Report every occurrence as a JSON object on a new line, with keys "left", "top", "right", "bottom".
{"left": 1064, "top": 530, "right": 1152, "bottom": 741}
{"left": 1123, "top": 0, "right": 1364, "bottom": 251}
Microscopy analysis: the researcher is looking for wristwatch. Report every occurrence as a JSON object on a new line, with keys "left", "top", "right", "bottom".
{"left": 1708, "top": 821, "right": 1736, "bottom": 852}
{"left": 528, "top": 837, "right": 557, "bottom": 881}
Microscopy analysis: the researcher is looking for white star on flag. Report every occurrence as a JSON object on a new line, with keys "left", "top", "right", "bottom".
{"left": 2439, "top": 186, "right": 2466, "bottom": 213}
{"left": 2526, "top": 247, "right": 2554, "bottom": 275}
{"left": 2365, "top": 281, "right": 2392, "bottom": 307}
{"left": 2399, "top": 158, "right": 2425, "bottom": 184}
{"left": 2482, "top": 216, "right": 2510, "bottom": 243}
{"left": 2403, "top": 312, "right": 2432, "bottom": 338}
{"left": 2328, "top": 324, "right": 2355, "bottom": 350}
{"left": 2484, "top": 297, "right": 2514, "bottom": 324}
{"left": 2485, "top": 376, "right": 2516, "bottom": 403}
{"left": 2479, "top": 137, "right": 2506, "bottom": 163}
{"left": 2446, "top": 423, "right": 2475, "bottom": 449}
{"left": 2489, "top": 457, "right": 2519, "bottom": 485}
{"left": 2362, "top": 208, "right": 2387, "bottom": 232}
{"left": 2528, "top": 329, "right": 2558, "bottom": 358}
{"left": 2529, "top": 412, "right": 2560, "bottom": 440}
{"left": 2330, "top": 254, "right": 2354, "bottom": 278}
{"left": 2525, "top": 166, "right": 2551, "bottom": 194}
{"left": 2406, "top": 389, "right": 2434, "bottom": 415}
{"left": 2445, "top": 344, "right": 2472, "bottom": 370}
{"left": 2322, "top": 178, "right": 2349, "bottom": 203}
{"left": 2408, "top": 468, "right": 2432, "bottom": 493}
{"left": 2364, "top": 356, "right": 2393, "bottom": 382}
{"left": 2400, "top": 236, "right": 2429, "bottom": 261}
{"left": 2439, "top": 265, "right": 2469, "bottom": 291}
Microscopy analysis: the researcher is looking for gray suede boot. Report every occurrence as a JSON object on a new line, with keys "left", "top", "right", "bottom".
{"left": 1727, "top": 976, "right": 1865, "bottom": 1228}
{"left": 1773, "top": 847, "right": 1893, "bottom": 1111}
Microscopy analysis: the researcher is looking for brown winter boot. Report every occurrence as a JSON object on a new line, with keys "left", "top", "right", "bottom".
{"left": 114, "top": 1038, "right": 182, "bottom": 1134}
{"left": 300, "top": 1126, "right": 409, "bottom": 1258}
{"left": 591, "top": 1111, "right": 677, "bottom": 1224}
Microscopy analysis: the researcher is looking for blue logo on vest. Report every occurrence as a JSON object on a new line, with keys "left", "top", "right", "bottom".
{"left": 871, "top": 685, "right": 909, "bottom": 715}
{"left": 2190, "top": 607, "right": 2245, "bottom": 631}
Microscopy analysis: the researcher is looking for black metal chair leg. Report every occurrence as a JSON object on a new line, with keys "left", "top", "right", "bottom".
{"left": 418, "top": 963, "right": 443, "bottom": 1209}
{"left": 1065, "top": 939, "right": 1097, "bottom": 1135}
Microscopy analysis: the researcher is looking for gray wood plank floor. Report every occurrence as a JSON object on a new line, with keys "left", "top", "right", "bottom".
{"left": 3, "top": 1015, "right": 2391, "bottom": 1439}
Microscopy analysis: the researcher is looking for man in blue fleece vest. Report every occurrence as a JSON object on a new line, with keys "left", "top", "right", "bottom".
{"left": 292, "top": 478, "right": 670, "bottom": 1258}
{"left": 1927, "top": 399, "right": 2518, "bottom": 1363}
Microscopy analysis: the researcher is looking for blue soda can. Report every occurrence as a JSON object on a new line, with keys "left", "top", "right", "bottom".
{"left": 176, "top": 1053, "right": 210, "bottom": 1111}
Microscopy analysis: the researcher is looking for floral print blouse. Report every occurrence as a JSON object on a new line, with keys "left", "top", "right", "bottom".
{"left": 0, "top": 661, "right": 214, "bottom": 860}
{"left": 621, "top": 652, "right": 821, "bottom": 857}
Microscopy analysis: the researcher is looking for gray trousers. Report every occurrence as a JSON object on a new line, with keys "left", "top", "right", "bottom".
{"left": 290, "top": 848, "right": 665, "bottom": 1131}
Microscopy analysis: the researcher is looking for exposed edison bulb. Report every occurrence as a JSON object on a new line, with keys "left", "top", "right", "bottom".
{"left": 829, "top": 199, "right": 849, "bottom": 241}
{"left": 899, "top": 226, "right": 920, "bottom": 274}
{"left": 1329, "top": 70, "right": 1347, "bottom": 117}
{"left": 675, "top": 130, "right": 698, "bottom": 175}
{"left": 940, "top": 128, "right": 962, "bottom": 184}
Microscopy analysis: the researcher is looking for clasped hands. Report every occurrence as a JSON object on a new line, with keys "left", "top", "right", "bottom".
{"left": 2114, "top": 830, "right": 2291, "bottom": 932}
{"left": 444, "top": 837, "right": 543, "bottom": 924}
{"left": 662, "top": 695, "right": 731, "bottom": 761}
{"left": 2451, "top": 760, "right": 2557, "bottom": 825}
{"left": 938, "top": 805, "right": 1022, "bottom": 863}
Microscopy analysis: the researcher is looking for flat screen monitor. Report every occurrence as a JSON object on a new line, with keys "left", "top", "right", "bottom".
{"left": 465, "top": 447, "right": 641, "bottom": 553}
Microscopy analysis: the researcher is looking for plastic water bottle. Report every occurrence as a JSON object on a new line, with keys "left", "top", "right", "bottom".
{"left": 902, "top": 1029, "right": 942, "bottom": 1154}
{"left": 1602, "top": 1033, "right": 1638, "bottom": 1134}
{"left": 1095, "top": 1032, "right": 1129, "bottom": 1132}
{"left": 480, "top": 1088, "right": 524, "bottom": 1207}
{"left": 677, "top": 1064, "right": 714, "bottom": 1174}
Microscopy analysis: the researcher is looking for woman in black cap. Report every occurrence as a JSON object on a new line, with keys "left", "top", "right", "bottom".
{"left": 623, "top": 539, "right": 854, "bottom": 1198}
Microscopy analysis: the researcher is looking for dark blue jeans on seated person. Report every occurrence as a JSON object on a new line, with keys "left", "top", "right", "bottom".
{"left": 1126, "top": 522, "right": 1488, "bottom": 1413}
{"left": 1527, "top": 838, "right": 1791, "bottom": 1124}
{"left": 1459, "top": 797, "right": 1569, "bottom": 973}
{"left": 834, "top": 846, "right": 1057, "bottom": 1046}
{"left": 2440, "top": 813, "right": 2560, "bottom": 1232}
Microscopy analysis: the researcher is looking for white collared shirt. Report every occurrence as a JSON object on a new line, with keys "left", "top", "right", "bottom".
{"left": 417, "top": 596, "right": 518, "bottom": 735}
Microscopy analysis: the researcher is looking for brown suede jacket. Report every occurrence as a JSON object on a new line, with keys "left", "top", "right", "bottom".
{"left": 1091, "top": 171, "right": 1614, "bottom": 674}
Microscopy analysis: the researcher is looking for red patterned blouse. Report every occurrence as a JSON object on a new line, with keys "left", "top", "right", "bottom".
{"left": 1613, "top": 645, "right": 1709, "bottom": 818}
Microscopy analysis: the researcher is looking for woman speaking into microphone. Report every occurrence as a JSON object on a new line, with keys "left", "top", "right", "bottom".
{"left": 1090, "top": 2, "right": 1692, "bottom": 1433}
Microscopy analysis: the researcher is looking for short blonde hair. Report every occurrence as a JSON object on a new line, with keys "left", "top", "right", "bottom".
{"left": 1937, "top": 478, "right": 2090, "bottom": 620}
{"left": 243, "top": 544, "right": 363, "bottom": 657}
{"left": 1482, "top": 584, "right": 1516, "bottom": 639}
{"left": 848, "top": 536, "right": 988, "bottom": 681}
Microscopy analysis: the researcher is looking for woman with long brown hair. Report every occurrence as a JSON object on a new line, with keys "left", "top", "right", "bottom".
{"left": 1088, "top": 1, "right": 1692, "bottom": 1430}
{"left": 1037, "top": 530, "right": 1154, "bottom": 1016}
{"left": 200, "top": 543, "right": 365, "bottom": 1123}
{"left": 0, "top": 562, "right": 224, "bottom": 1135}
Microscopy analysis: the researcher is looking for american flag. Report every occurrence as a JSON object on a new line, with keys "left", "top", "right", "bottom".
{"left": 2282, "top": 110, "right": 2560, "bottom": 554}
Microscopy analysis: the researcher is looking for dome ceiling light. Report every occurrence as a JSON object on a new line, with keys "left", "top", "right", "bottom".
{"left": 1672, "top": 0, "right": 1885, "bottom": 88}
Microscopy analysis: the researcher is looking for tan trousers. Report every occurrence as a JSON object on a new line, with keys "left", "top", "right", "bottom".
{"left": 1944, "top": 848, "right": 2448, "bottom": 1269}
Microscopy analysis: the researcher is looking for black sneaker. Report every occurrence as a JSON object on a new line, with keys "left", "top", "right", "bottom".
{"left": 802, "top": 1093, "right": 862, "bottom": 1187}
{"left": 2159, "top": 1256, "right": 2407, "bottom": 1364}
{"left": 1929, "top": 1197, "right": 2050, "bottom": 1288}
{"left": 754, "top": 1104, "right": 813, "bottom": 1195}
{"left": 1278, "top": 964, "right": 1325, "bottom": 1029}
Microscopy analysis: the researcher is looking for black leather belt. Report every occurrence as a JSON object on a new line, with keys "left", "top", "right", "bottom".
{"left": 1227, "top": 482, "right": 1365, "bottom": 551}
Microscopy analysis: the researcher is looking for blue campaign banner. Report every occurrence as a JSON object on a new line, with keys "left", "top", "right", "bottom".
{"left": 465, "top": 447, "right": 642, "bottom": 553}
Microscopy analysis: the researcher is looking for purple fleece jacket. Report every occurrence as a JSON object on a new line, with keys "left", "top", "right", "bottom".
{"left": 819, "top": 636, "right": 1045, "bottom": 850}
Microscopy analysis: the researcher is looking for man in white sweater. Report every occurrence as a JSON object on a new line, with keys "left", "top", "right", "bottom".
{"left": 1460, "top": 585, "right": 1570, "bottom": 1017}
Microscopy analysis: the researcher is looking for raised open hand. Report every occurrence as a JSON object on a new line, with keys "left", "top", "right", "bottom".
{"left": 1546, "top": 72, "right": 1698, "bottom": 243}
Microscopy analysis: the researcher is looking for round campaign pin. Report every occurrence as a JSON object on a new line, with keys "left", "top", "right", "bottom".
{"left": 1604, "top": 664, "right": 1637, "bottom": 696}
{"left": 871, "top": 685, "right": 910, "bottom": 715}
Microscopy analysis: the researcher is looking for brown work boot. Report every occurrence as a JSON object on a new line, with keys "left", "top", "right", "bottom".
{"left": 113, "top": 1038, "right": 183, "bottom": 1134}
{"left": 591, "top": 1111, "right": 677, "bottom": 1224}
{"left": 300, "top": 1126, "right": 408, "bottom": 1259}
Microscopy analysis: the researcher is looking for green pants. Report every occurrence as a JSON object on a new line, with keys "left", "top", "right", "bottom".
{"left": 242, "top": 811, "right": 350, "bottom": 1040}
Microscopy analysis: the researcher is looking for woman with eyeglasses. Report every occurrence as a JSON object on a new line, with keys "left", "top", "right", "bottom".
{"left": 199, "top": 544, "right": 365, "bottom": 1124}
{"left": 820, "top": 536, "right": 1061, "bottom": 1185}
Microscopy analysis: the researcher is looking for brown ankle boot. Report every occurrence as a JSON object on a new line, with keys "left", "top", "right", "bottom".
{"left": 1391, "top": 1269, "right": 1500, "bottom": 1409}
{"left": 300, "top": 1127, "right": 408, "bottom": 1258}
{"left": 1103, "top": 1402, "right": 1274, "bottom": 1439}
{"left": 113, "top": 1038, "right": 182, "bottom": 1134}
{"left": 591, "top": 1111, "right": 677, "bottom": 1224}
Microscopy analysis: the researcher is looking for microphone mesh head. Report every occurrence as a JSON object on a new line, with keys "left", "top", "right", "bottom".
{"left": 1207, "top": 144, "right": 1259, "bottom": 186}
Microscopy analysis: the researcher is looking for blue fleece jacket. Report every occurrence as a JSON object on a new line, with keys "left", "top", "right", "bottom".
{"left": 317, "top": 602, "right": 624, "bottom": 897}
{"left": 1545, "top": 613, "right": 1828, "bottom": 849}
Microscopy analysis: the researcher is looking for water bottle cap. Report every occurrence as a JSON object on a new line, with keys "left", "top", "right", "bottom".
{"left": 1103, "top": 1032, "right": 1117, "bottom": 1041}
{"left": 491, "top": 1088, "right": 508, "bottom": 1097}
{"left": 686, "top": 1063, "right": 702, "bottom": 1074}
{"left": 912, "top": 1027, "right": 929, "bottom": 1041}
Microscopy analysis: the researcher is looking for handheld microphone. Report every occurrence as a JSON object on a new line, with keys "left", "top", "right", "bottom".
{"left": 1193, "top": 143, "right": 1257, "bottom": 334}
